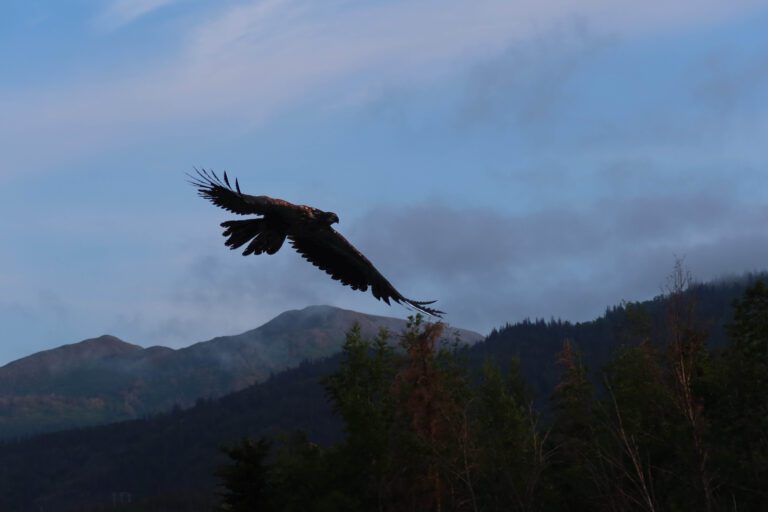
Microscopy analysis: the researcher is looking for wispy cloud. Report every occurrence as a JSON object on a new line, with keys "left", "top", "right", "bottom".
{"left": 96, "top": 0, "right": 180, "bottom": 30}
{"left": 344, "top": 191, "right": 768, "bottom": 329}
{"left": 4, "top": 0, "right": 767, "bottom": 179}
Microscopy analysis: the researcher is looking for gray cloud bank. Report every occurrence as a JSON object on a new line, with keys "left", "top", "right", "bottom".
{"left": 2, "top": 181, "right": 764, "bottom": 366}
{"left": 346, "top": 192, "right": 766, "bottom": 326}
{"left": 130, "top": 187, "right": 766, "bottom": 350}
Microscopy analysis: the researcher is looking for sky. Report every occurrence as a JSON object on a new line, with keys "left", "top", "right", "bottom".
{"left": 1, "top": 0, "right": 767, "bottom": 364}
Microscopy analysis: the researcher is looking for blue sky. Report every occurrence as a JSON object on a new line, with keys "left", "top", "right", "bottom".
{"left": 1, "top": 0, "right": 767, "bottom": 364}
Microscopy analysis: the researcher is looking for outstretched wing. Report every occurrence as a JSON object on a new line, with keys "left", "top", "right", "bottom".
{"left": 188, "top": 168, "right": 278, "bottom": 216}
{"left": 289, "top": 229, "right": 443, "bottom": 317}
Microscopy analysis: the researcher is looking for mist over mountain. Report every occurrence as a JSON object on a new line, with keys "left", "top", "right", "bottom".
{"left": 0, "top": 305, "right": 481, "bottom": 439}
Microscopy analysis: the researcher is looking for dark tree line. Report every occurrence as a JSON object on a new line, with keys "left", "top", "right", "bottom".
{"left": 218, "top": 274, "right": 768, "bottom": 511}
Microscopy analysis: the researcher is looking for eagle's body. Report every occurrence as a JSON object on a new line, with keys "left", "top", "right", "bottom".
{"left": 190, "top": 170, "right": 443, "bottom": 317}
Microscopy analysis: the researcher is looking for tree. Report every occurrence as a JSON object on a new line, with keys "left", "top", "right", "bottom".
{"left": 599, "top": 342, "right": 671, "bottom": 512}
{"left": 388, "top": 318, "right": 475, "bottom": 512}
{"left": 323, "top": 323, "right": 397, "bottom": 509}
{"left": 216, "top": 438, "right": 271, "bottom": 512}
{"left": 709, "top": 280, "right": 768, "bottom": 508}
{"left": 474, "top": 358, "right": 552, "bottom": 512}
{"left": 267, "top": 432, "right": 359, "bottom": 512}
{"left": 663, "top": 261, "right": 714, "bottom": 511}
{"left": 548, "top": 339, "right": 599, "bottom": 511}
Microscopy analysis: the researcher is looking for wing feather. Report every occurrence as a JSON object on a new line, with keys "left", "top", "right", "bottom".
{"left": 188, "top": 168, "right": 276, "bottom": 216}
{"left": 290, "top": 229, "right": 443, "bottom": 317}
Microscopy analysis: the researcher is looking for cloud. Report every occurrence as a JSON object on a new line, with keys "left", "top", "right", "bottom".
{"left": 341, "top": 187, "right": 768, "bottom": 330}
{"left": 691, "top": 44, "right": 768, "bottom": 130}
{"left": 4, "top": 0, "right": 767, "bottom": 180}
{"left": 108, "top": 178, "right": 768, "bottom": 349}
{"left": 104, "top": 249, "right": 334, "bottom": 348}
{"left": 96, "top": 0, "right": 180, "bottom": 30}
{"left": 456, "top": 22, "right": 613, "bottom": 139}
{"left": 6, "top": 178, "right": 762, "bottom": 361}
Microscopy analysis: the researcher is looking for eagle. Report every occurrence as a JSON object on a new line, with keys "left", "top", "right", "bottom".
{"left": 189, "top": 169, "right": 443, "bottom": 317}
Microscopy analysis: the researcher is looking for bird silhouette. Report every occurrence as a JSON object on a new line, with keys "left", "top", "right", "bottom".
{"left": 190, "top": 169, "right": 443, "bottom": 317}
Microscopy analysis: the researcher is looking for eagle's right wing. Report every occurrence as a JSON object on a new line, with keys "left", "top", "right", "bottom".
{"left": 188, "top": 169, "right": 276, "bottom": 216}
{"left": 290, "top": 228, "right": 444, "bottom": 317}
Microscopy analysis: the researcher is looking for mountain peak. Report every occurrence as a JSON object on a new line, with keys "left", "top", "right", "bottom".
{"left": 76, "top": 334, "right": 140, "bottom": 351}
{"left": 0, "top": 335, "right": 141, "bottom": 377}
{"left": 263, "top": 304, "right": 345, "bottom": 328}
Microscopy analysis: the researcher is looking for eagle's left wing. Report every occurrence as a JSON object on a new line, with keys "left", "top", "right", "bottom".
{"left": 188, "top": 169, "right": 277, "bottom": 216}
{"left": 289, "top": 229, "right": 443, "bottom": 317}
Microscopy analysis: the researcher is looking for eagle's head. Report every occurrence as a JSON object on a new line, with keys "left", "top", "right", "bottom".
{"left": 316, "top": 210, "right": 339, "bottom": 225}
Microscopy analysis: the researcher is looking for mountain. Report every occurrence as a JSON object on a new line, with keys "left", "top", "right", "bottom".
{"left": 466, "top": 276, "right": 745, "bottom": 406}
{"left": 0, "top": 305, "right": 482, "bottom": 439}
{"left": 0, "top": 335, "right": 142, "bottom": 385}
{"left": 0, "top": 275, "right": 760, "bottom": 511}
{"left": 0, "top": 358, "right": 342, "bottom": 512}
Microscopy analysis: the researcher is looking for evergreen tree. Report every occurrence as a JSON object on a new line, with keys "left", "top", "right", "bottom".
{"left": 548, "top": 339, "right": 598, "bottom": 512}
{"left": 216, "top": 438, "right": 271, "bottom": 512}
{"left": 710, "top": 280, "right": 768, "bottom": 508}
{"left": 599, "top": 342, "right": 673, "bottom": 512}
{"left": 474, "top": 358, "right": 551, "bottom": 512}
{"left": 267, "top": 432, "right": 359, "bottom": 512}
{"left": 323, "top": 323, "right": 397, "bottom": 509}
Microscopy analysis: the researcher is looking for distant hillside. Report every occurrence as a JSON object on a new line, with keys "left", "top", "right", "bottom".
{"left": 0, "top": 274, "right": 761, "bottom": 511}
{"left": 0, "top": 358, "right": 341, "bottom": 511}
{"left": 0, "top": 335, "right": 142, "bottom": 384}
{"left": 0, "top": 305, "right": 482, "bottom": 439}
{"left": 467, "top": 276, "right": 749, "bottom": 404}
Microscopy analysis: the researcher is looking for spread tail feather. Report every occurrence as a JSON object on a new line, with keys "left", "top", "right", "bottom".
{"left": 220, "top": 219, "right": 286, "bottom": 255}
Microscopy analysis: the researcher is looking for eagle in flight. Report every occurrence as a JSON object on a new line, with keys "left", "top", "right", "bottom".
{"left": 190, "top": 169, "right": 443, "bottom": 317}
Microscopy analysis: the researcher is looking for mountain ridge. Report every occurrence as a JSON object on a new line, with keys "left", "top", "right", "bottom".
{"left": 0, "top": 305, "right": 481, "bottom": 439}
{"left": 0, "top": 335, "right": 141, "bottom": 372}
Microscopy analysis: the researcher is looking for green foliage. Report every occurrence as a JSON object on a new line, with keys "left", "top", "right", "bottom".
{"left": 216, "top": 438, "right": 271, "bottom": 511}
{"left": 708, "top": 280, "right": 768, "bottom": 507}
{"left": 474, "top": 358, "right": 550, "bottom": 511}
{"left": 323, "top": 324, "right": 396, "bottom": 466}
{"left": 267, "top": 433, "right": 359, "bottom": 512}
{"left": 603, "top": 343, "right": 671, "bottom": 440}
{"left": 598, "top": 342, "right": 684, "bottom": 511}
{"left": 726, "top": 281, "right": 768, "bottom": 394}
{"left": 322, "top": 324, "right": 397, "bottom": 508}
{"left": 215, "top": 287, "right": 768, "bottom": 511}
{"left": 548, "top": 340, "right": 599, "bottom": 511}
